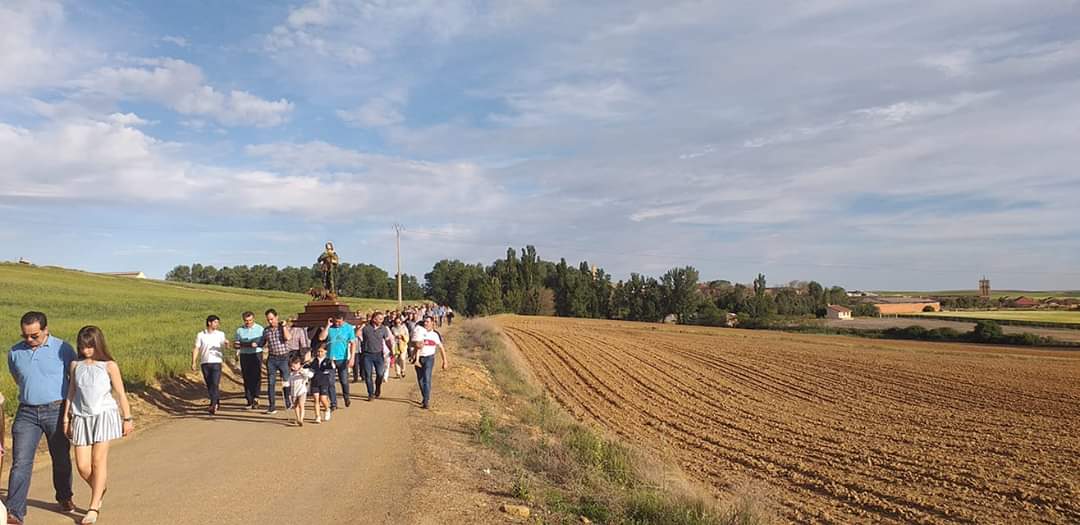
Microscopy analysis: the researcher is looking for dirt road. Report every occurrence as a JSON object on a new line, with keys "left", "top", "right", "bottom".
{"left": 11, "top": 374, "right": 421, "bottom": 525}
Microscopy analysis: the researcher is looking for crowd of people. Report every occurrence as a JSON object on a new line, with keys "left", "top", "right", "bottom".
{"left": 192, "top": 303, "right": 453, "bottom": 426}
{"left": 4, "top": 303, "right": 452, "bottom": 524}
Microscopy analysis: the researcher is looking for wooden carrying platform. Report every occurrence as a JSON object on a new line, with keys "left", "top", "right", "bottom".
{"left": 292, "top": 300, "right": 364, "bottom": 329}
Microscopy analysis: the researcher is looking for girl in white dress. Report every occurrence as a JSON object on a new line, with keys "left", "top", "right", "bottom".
{"left": 63, "top": 326, "right": 135, "bottom": 525}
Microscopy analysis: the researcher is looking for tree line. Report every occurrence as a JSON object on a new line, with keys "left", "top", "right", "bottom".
{"left": 167, "top": 245, "right": 852, "bottom": 326}
{"left": 165, "top": 262, "right": 424, "bottom": 300}
{"left": 424, "top": 246, "right": 850, "bottom": 326}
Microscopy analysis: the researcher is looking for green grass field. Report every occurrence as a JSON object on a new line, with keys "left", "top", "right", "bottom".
{"left": 916, "top": 310, "right": 1080, "bottom": 325}
{"left": 1, "top": 263, "right": 401, "bottom": 411}
{"left": 876, "top": 290, "right": 1080, "bottom": 299}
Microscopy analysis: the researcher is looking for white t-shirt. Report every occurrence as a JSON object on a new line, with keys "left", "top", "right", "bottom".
{"left": 415, "top": 328, "right": 442, "bottom": 358}
{"left": 195, "top": 329, "right": 227, "bottom": 364}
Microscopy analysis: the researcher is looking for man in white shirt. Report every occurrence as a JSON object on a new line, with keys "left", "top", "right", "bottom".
{"left": 409, "top": 317, "right": 449, "bottom": 409}
{"left": 191, "top": 315, "right": 230, "bottom": 415}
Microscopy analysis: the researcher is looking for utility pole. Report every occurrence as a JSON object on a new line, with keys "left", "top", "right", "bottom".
{"left": 394, "top": 223, "right": 403, "bottom": 308}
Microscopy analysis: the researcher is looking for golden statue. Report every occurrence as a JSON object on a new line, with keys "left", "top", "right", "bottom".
{"left": 317, "top": 241, "right": 340, "bottom": 297}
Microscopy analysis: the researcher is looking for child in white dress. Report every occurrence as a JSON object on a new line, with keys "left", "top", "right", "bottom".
{"left": 287, "top": 354, "right": 313, "bottom": 426}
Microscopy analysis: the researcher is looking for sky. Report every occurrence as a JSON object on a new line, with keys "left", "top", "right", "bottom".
{"left": 2, "top": 0, "right": 1079, "bottom": 291}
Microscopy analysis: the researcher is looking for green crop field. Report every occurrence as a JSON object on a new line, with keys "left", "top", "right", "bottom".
{"left": 916, "top": 310, "right": 1080, "bottom": 325}
{"left": 0, "top": 263, "right": 402, "bottom": 412}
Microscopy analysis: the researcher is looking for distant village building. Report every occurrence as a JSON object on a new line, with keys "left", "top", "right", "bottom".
{"left": 102, "top": 271, "right": 147, "bottom": 279}
{"left": 863, "top": 297, "right": 941, "bottom": 314}
{"left": 978, "top": 277, "right": 991, "bottom": 299}
{"left": 1009, "top": 296, "right": 1039, "bottom": 308}
{"left": 17, "top": 257, "right": 31, "bottom": 265}
{"left": 846, "top": 290, "right": 879, "bottom": 298}
{"left": 826, "top": 305, "right": 852, "bottom": 320}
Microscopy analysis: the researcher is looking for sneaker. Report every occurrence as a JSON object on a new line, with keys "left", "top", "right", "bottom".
{"left": 324, "top": 410, "right": 331, "bottom": 421}
{"left": 264, "top": 408, "right": 278, "bottom": 415}
{"left": 7, "top": 514, "right": 24, "bottom": 525}
{"left": 366, "top": 395, "right": 373, "bottom": 402}
{"left": 344, "top": 398, "right": 351, "bottom": 408}
{"left": 58, "top": 498, "right": 76, "bottom": 513}
{"left": 314, "top": 418, "right": 322, "bottom": 424}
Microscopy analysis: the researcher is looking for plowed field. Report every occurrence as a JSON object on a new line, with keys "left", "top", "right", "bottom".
{"left": 496, "top": 315, "right": 1080, "bottom": 524}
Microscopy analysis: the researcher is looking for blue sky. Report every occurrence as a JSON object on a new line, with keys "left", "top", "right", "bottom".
{"left": 2, "top": 0, "right": 1079, "bottom": 291}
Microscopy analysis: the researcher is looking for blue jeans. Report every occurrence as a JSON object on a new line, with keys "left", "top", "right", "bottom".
{"left": 8, "top": 401, "right": 74, "bottom": 521}
{"left": 329, "top": 359, "right": 349, "bottom": 408}
{"left": 415, "top": 355, "right": 435, "bottom": 406}
{"left": 200, "top": 363, "right": 222, "bottom": 406}
{"left": 361, "top": 353, "right": 386, "bottom": 397}
{"left": 266, "top": 355, "right": 292, "bottom": 410}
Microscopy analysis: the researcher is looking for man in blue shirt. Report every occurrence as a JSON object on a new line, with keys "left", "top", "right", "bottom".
{"left": 317, "top": 313, "right": 355, "bottom": 410}
{"left": 7, "top": 311, "right": 77, "bottom": 525}
{"left": 232, "top": 311, "right": 265, "bottom": 410}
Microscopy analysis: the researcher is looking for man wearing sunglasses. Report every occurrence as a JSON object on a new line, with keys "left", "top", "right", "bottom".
{"left": 6, "top": 311, "right": 78, "bottom": 525}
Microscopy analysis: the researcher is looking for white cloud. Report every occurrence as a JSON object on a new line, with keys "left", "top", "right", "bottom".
{"left": 854, "top": 92, "right": 997, "bottom": 124}
{"left": 161, "top": 35, "right": 189, "bottom": 48}
{"left": 107, "top": 113, "right": 151, "bottom": 126}
{"left": 74, "top": 59, "right": 293, "bottom": 127}
{"left": 494, "top": 81, "right": 639, "bottom": 126}
{"left": 337, "top": 91, "right": 406, "bottom": 127}
{"left": 0, "top": 1, "right": 97, "bottom": 94}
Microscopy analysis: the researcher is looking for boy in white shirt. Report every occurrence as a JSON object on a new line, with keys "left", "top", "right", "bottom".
{"left": 191, "top": 315, "right": 229, "bottom": 415}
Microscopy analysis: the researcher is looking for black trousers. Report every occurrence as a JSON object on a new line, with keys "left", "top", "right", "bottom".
{"left": 239, "top": 353, "right": 263, "bottom": 406}
{"left": 200, "top": 363, "right": 222, "bottom": 406}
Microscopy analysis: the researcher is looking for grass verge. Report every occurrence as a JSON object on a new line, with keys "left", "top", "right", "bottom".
{"left": 457, "top": 318, "right": 771, "bottom": 524}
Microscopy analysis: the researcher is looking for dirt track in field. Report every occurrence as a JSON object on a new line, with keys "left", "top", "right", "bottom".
{"left": 496, "top": 315, "right": 1080, "bottom": 524}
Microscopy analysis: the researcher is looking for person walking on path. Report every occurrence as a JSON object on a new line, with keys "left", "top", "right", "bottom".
{"left": 62, "top": 326, "right": 135, "bottom": 525}
{"left": 391, "top": 317, "right": 409, "bottom": 379}
{"left": 7, "top": 311, "right": 77, "bottom": 525}
{"left": 233, "top": 311, "right": 265, "bottom": 410}
{"left": 261, "top": 309, "right": 292, "bottom": 415}
{"left": 359, "top": 312, "right": 394, "bottom": 401}
{"left": 191, "top": 315, "right": 229, "bottom": 415}
{"left": 286, "top": 355, "right": 313, "bottom": 426}
{"left": 284, "top": 316, "right": 311, "bottom": 363}
{"left": 309, "top": 346, "right": 336, "bottom": 423}
{"left": 409, "top": 317, "right": 449, "bottom": 409}
{"left": 317, "top": 314, "right": 355, "bottom": 409}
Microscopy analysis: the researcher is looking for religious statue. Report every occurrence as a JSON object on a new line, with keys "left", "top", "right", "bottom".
{"left": 317, "top": 241, "right": 339, "bottom": 298}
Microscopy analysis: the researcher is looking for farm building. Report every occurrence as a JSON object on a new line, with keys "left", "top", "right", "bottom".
{"left": 1008, "top": 296, "right": 1040, "bottom": 308}
{"left": 102, "top": 271, "right": 147, "bottom": 279}
{"left": 826, "top": 305, "right": 852, "bottom": 320}
{"left": 864, "top": 297, "right": 941, "bottom": 314}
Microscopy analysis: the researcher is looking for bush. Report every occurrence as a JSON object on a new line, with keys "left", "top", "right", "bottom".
{"left": 927, "top": 327, "right": 961, "bottom": 340}
{"left": 971, "top": 320, "right": 1004, "bottom": 342}
{"left": 852, "top": 303, "right": 880, "bottom": 317}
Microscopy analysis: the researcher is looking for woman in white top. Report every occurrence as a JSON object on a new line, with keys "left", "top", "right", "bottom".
{"left": 63, "top": 326, "right": 135, "bottom": 525}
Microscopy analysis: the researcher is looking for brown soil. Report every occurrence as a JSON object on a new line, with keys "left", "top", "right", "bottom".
{"left": 496, "top": 315, "right": 1080, "bottom": 524}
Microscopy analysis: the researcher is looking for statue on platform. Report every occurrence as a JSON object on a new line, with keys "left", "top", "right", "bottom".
{"left": 317, "top": 241, "right": 339, "bottom": 298}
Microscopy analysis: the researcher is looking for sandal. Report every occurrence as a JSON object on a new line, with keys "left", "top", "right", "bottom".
{"left": 81, "top": 509, "right": 100, "bottom": 525}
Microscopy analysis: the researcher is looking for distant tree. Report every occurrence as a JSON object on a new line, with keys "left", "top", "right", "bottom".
{"left": 852, "top": 303, "right": 880, "bottom": 317}
{"left": 660, "top": 266, "right": 701, "bottom": 323}
{"left": 165, "top": 265, "right": 191, "bottom": 282}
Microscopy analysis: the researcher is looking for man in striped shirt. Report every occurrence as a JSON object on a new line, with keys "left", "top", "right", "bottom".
{"left": 261, "top": 309, "right": 291, "bottom": 415}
